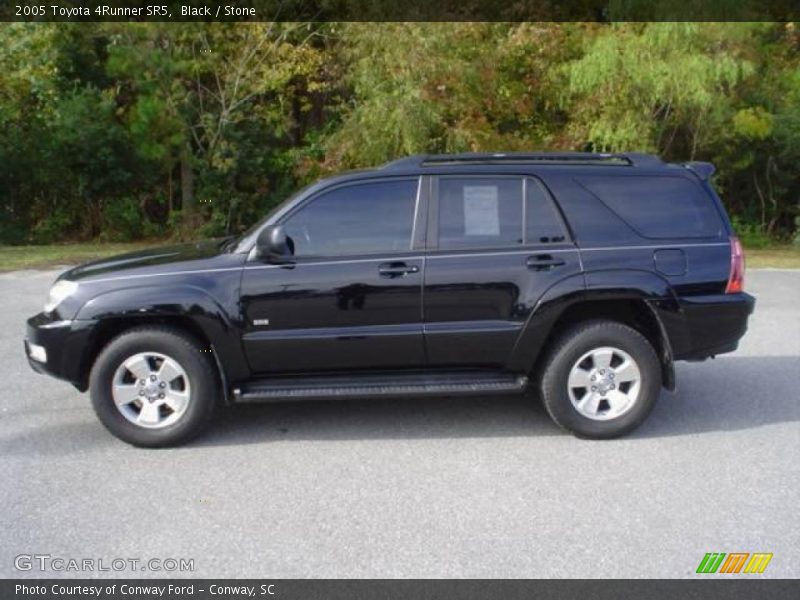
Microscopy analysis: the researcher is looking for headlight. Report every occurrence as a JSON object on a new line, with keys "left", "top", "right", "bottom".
{"left": 44, "top": 280, "right": 79, "bottom": 314}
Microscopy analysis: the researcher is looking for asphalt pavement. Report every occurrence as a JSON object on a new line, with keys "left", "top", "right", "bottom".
{"left": 1, "top": 268, "right": 797, "bottom": 578}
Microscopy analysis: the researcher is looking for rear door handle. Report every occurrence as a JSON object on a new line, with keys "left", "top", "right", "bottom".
{"left": 526, "top": 254, "right": 565, "bottom": 271}
{"left": 378, "top": 262, "right": 419, "bottom": 278}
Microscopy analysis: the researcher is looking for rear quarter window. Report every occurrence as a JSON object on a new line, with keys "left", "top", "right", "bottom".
{"left": 577, "top": 175, "right": 723, "bottom": 239}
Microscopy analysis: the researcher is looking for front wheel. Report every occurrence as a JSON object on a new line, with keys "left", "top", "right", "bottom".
{"left": 89, "top": 327, "right": 219, "bottom": 447}
{"left": 539, "top": 320, "right": 661, "bottom": 439}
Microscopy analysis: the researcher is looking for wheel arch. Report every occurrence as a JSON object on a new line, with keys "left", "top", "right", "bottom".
{"left": 511, "top": 270, "right": 678, "bottom": 390}
{"left": 73, "top": 285, "right": 247, "bottom": 399}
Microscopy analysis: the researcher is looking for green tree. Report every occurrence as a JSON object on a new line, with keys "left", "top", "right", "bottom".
{"left": 0, "top": 22, "right": 798, "bottom": 244}
{"left": 323, "top": 23, "right": 578, "bottom": 169}
{"left": 562, "top": 22, "right": 755, "bottom": 156}
{"left": 104, "top": 22, "right": 325, "bottom": 234}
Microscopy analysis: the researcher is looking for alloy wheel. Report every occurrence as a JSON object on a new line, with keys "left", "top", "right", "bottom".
{"left": 566, "top": 346, "right": 642, "bottom": 421}
{"left": 111, "top": 352, "right": 191, "bottom": 428}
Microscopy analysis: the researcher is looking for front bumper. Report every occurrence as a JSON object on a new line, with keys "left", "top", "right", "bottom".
{"left": 25, "top": 313, "right": 96, "bottom": 391}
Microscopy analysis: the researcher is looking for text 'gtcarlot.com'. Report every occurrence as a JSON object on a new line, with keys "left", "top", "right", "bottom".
{"left": 14, "top": 553, "right": 194, "bottom": 573}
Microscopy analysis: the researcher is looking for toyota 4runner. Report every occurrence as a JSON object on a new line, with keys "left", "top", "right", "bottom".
{"left": 25, "top": 152, "right": 756, "bottom": 446}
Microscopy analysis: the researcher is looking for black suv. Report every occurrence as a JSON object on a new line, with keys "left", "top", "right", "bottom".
{"left": 25, "top": 152, "right": 755, "bottom": 446}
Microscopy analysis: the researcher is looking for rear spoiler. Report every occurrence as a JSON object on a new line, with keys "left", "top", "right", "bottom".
{"left": 684, "top": 161, "right": 716, "bottom": 181}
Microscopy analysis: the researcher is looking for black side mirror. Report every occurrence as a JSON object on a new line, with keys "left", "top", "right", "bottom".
{"left": 256, "top": 225, "right": 294, "bottom": 263}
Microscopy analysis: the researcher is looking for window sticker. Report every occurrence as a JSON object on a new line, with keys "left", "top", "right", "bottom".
{"left": 463, "top": 185, "right": 500, "bottom": 236}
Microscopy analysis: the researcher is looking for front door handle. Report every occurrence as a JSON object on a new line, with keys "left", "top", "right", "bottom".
{"left": 378, "top": 262, "right": 419, "bottom": 278}
{"left": 526, "top": 254, "right": 565, "bottom": 271}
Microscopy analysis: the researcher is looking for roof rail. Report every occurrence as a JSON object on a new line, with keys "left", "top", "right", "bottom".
{"left": 380, "top": 155, "right": 427, "bottom": 170}
{"left": 381, "top": 152, "right": 663, "bottom": 169}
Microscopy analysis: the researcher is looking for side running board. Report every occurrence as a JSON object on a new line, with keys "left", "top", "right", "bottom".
{"left": 235, "top": 372, "right": 528, "bottom": 403}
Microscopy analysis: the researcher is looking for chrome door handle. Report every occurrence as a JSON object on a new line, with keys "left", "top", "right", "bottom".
{"left": 526, "top": 255, "right": 565, "bottom": 271}
{"left": 378, "top": 262, "right": 419, "bottom": 278}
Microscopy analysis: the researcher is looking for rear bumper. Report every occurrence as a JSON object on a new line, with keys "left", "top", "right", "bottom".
{"left": 668, "top": 292, "right": 756, "bottom": 360}
{"left": 25, "top": 313, "right": 96, "bottom": 391}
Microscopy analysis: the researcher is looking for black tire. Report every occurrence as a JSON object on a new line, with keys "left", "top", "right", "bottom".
{"left": 538, "top": 319, "right": 661, "bottom": 439}
{"left": 89, "top": 326, "right": 219, "bottom": 447}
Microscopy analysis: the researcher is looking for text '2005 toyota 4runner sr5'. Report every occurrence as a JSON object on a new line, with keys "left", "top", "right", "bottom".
{"left": 26, "top": 152, "right": 755, "bottom": 447}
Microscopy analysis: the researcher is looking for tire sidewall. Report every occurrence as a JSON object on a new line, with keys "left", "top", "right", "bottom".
{"left": 542, "top": 322, "right": 661, "bottom": 439}
{"left": 90, "top": 329, "right": 217, "bottom": 447}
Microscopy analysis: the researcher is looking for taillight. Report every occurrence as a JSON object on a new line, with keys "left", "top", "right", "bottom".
{"left": 726, "top": 236, "right": 745, "bottom": 293}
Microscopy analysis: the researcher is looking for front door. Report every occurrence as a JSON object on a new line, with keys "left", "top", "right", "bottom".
{"left": 240, "top": 177, "right": 426, "bottom": 374}
{"left": 423, "top": 174, "right": 582, "bottom": 367}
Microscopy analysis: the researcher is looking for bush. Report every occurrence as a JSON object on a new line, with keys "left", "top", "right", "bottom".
{"left": 30, "top": 212, "right": 76, "bottom": 244}
{"left": 731, "top": 217, "right": 774, "bottom": 249}
{"left": 99, "top": 197, "right": 150, "bottom": 242}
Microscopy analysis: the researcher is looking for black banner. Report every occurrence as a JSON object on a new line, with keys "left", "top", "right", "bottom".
{"left": 3, "top": 579, "right": 800, "bottom": 600}
{"left": 2, "top": 0, "right": 800, "bottom": 22}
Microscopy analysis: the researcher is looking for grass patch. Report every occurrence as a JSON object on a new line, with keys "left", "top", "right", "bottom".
{"left": 0, "top": 241, "right": 170, "bottom": 272}
{"left": 745, "top": 245, "right": 800, "bottom": 269}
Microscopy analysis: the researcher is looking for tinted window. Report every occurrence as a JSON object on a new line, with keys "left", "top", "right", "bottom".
{"left": 438, "top": 177, "right": 522, "bottom": 249}
{"left": 526, "top": 178, "right": 568, "bottom": 244}
{"left": 578, "top": 176, "right": 723, "bottom": 239}
{"left": 284, "top": 179, "right": 418, "bottom": 257}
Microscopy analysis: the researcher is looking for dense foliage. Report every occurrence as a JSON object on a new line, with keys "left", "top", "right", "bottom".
{"left": 1, "top": 22, "right": 798, "bottom": 245}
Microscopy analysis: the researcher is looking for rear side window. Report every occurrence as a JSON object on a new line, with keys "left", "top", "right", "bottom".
{"left": 436, "top": 176, "right": 568, "bottom": 249}
{"left": 577, "top": 175, "right": 723, "bottom": 239}
{"left": 526, "top": 178, "right": 568, "bottom": 244}
{"left": 437, "top": 177, "right": 523, "bottom": 249}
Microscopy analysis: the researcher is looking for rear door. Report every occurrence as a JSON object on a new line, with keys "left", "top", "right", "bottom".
{"left": 240, "top": 177, "right": 427, "bottom": 374}
{"left": 422, "top": 174, "right": 582, "bottom": 368}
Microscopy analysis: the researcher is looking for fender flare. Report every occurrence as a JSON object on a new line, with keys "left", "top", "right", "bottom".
{"left": 510, "top": 269, "right": 677, "bottom": 390}
{"left": 74, "top": 284, "right": 249, "bottom": 384}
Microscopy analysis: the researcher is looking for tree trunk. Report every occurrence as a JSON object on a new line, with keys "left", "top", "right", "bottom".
{"left": 167, "top": 167, "right": 173, "bottom": 215}
{"left": 180, "top": 148, "right": 195, "bottom": 214}
{"left": 178, "top": 148, "right": 200, "bottom": 239}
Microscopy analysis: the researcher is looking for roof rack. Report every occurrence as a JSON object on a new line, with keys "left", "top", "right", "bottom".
{"left": 381, "top": 152, "right": 664, "bottom": 169}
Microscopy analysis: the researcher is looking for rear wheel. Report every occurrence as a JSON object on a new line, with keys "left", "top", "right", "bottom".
{"left": 539, "top": 320, "right": 661, "bottom": 439}
{"left": 89, "top": 327, "right": 219, "bottom": 447}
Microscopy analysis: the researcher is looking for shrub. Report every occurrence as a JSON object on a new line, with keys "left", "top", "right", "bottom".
{"left": 100, "top": 197, "right": 150, "bottom": 242}
{"left": 731, "top": 217, "right": 774, "bottom": 249}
